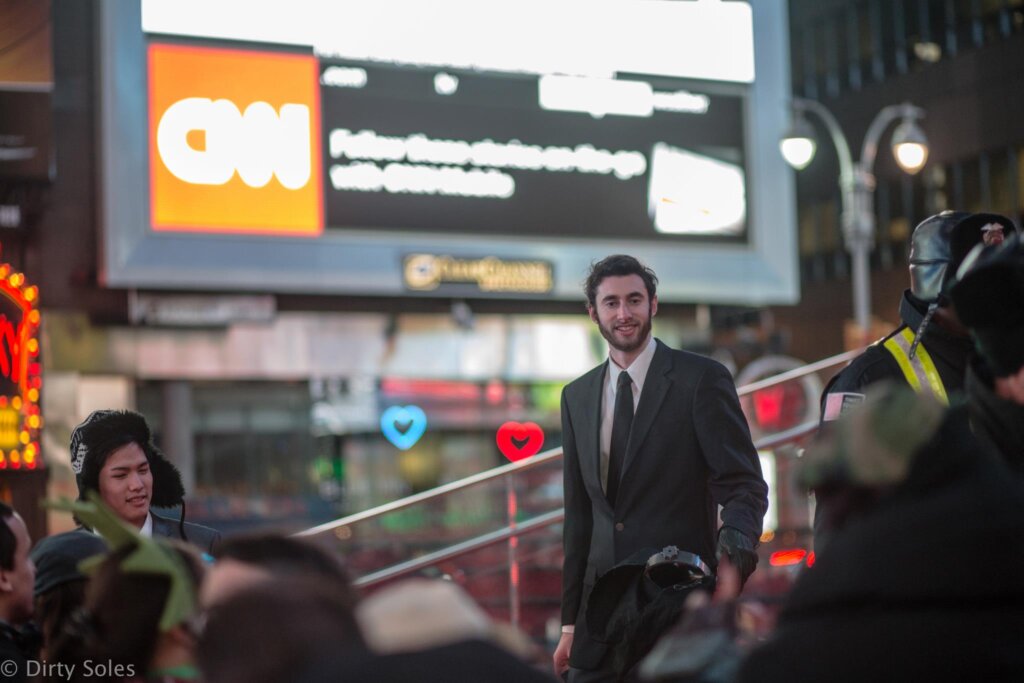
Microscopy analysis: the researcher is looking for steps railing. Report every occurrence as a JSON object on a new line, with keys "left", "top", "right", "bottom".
{"left": 297, "top": 349, "right": 860, "bottom": 632}
{"left": 299, "top": 348, "right": 859, "bottom": 541}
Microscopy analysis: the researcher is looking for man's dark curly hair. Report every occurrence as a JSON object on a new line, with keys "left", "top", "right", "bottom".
{"left": 584, "top": 255, "right": 658, "bottom": 309}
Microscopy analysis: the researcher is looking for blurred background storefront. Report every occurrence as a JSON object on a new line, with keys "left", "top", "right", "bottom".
{"left": 3, "top": 0, "right": 1024, "bottom": 548}
{"left": 6, "top": 0, "right": 799, "bottom": 537}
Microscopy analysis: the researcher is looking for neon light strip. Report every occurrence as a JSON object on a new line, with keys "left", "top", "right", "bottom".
{"left": 0, "top": 265, "right": 42, "bottom": 470}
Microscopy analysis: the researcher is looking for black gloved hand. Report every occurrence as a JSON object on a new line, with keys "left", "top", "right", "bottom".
{"left": 715, "top": 526, "right": 758, "bottom": 587}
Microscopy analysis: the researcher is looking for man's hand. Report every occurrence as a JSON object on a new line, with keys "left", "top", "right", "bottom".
{"left": 716, "top": 526, "right": 758, "bottom": 587}
{"left": 553, "top": 631, "right": 573, "bottom": 678}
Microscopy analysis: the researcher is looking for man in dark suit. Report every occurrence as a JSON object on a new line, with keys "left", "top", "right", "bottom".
{"left": 69, "top": 410, "right": 221, "bottom": 554}
{"left": 553, "top": 255, "right": 768, "bottom": 682}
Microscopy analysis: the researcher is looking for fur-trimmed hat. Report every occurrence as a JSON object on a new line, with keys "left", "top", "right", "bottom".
{"left": 951, "top": 233, "right": 1024, "bottom": 377}
{"left": 909, "top": 211, "right": 1018, "bottom": 303}
{"left": 69, "top": 410, "right": 185, "bottom": 508}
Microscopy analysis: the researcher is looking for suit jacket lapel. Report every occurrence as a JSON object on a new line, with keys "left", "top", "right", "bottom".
{"left": 578, "top": 361, "right": 607, "bottom": 488}
{"left": 150, "top": 513, "right": 171, "bottom": 538}
{"left": 622, "top": 341, "right": 672, "bottom": 478}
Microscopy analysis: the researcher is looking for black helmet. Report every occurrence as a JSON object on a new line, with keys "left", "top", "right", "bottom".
{"left": 950, "top": 233, "right": 1024, "bottom": 377}
{"left": 909, "top": 211, "right": 1018, "bottom": 303}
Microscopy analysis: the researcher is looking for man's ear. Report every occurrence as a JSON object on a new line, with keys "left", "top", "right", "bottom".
{"left": 0, "top": 567, "right": 13, "bottom": 593}
{"left": 587, "top": 305, "right": 598, "bottom": 324}
{"left": 650, "top": 295, "right": 658, "bottom": 318}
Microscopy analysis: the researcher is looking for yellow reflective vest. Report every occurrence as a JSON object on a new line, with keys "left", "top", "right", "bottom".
{"left": 882, "top": 327, "right": 949, "bottom": 406}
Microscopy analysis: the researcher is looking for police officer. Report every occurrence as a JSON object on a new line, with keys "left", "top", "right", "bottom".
{"left": 819, "top": 211, "right": 1017, "bottom": 420}
{"left": 815, "top": 211, "right": 1017, "bottom": 538}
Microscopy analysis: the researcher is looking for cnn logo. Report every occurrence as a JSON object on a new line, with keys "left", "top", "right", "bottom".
{"left": 148, "top": 43, "right": 322, "bottom": 235}
{"left": 157, "top": 98, "right": 312, "bottom": 189}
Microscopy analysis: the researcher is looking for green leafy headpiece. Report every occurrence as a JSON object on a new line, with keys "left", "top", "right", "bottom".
{"left": 46, "top": 492, "right": 198, "bottom": 632}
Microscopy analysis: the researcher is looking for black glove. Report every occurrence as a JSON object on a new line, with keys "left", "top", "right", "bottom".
{"left": 715, "top": 526, "right": 758, "bottom": 587}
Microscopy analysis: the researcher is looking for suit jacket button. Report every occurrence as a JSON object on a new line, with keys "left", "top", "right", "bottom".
{"left": 615, "top": 522, "right": 625, "bottom": 531}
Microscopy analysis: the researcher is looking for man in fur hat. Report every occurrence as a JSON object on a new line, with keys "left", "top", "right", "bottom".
{"left": 70, "top": 410, "right": 221, "bottom": 554}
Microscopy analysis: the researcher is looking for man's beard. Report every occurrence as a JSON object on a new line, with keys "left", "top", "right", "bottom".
{"left": 597, "top": 310, "right": 652, "bottom": 354}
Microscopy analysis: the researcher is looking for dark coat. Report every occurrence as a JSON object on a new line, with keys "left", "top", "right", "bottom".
{"left": 561, "top": 339, "right": 767, "bottom": 670}
{"left": 815, "top": 292, "right": 976, "bottom": 539}
{"left": 965, "top": 360, "right": 1024, "bottom": 475}
{"left": 152, "top": 512, "right": 221, "bottom": 555}
{"left": 738, "top": 409, "right": 1024, "bottom": 683}
{"left": 0, "top": 621, "right": 38, "bottom": 683}
{"left": 819, "top": 291, "right": 973, "bottom": 422}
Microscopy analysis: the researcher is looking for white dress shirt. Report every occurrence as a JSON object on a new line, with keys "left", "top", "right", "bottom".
{"left": 91, "top": 511, "right": 153, "bottom": 538}
{"left": 599, "top": 335, "right": 657, "bottom": 490}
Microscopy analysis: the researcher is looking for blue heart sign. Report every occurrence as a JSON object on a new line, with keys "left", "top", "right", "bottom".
{"left": 380, "top": 405, "right": 428, "bottom": 451}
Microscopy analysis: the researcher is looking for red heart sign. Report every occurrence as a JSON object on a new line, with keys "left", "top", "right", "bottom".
{"left": 496, "top": 421, "right": 545, "bottom": 462}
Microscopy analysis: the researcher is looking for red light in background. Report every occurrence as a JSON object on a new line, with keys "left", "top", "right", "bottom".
{"left": 806, "top": 551, "right": 816, "bottom": 567}
{"left": 753, "top": 387, "right": 784, "bottom": 428}
{"left": 381, "top": 378, "right": 481, "bottom": 401}
{"left": 751, "top": 381, "right": 808, "bottom": 432}
{"left": 485, "top": 380, "right": 505, "bottom": 405}
{"left": 769, "top": 548, "right": 808, "bottom": 567}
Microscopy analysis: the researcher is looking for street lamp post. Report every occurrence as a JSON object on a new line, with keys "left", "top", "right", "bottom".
{"left": 780, "top": 99, "right": 929, "bottom": 343}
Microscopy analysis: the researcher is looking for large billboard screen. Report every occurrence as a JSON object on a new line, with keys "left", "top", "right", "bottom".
{"left": 320, "top": 66, "right": 748, "bottom": 240}
{"left": 99, "top": 1, "right": 798, "bottom": 304}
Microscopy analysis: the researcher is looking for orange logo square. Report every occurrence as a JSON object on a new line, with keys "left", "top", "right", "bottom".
{"left": 148, "top": 43, "right": 323, "bottom": 236}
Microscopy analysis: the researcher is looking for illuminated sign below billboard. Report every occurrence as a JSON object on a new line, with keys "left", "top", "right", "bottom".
{"left": 403, "top": 254, "right": 554, "bottom": 295}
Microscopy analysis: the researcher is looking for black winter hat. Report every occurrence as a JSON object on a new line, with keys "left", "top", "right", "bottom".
{"left": 908, "top": 211, "right": 1018, "bottom": 302}
{"left": 950, "top": 233, "right": 1024, "bottom": 377}
{"left": 69, "top": 410, "right": 186, "bottom": 508}
{"left": 30, "top": 529, "right": 109, "bottom": 596}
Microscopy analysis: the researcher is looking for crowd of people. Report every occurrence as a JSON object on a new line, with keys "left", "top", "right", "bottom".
{"left": 0, "top": 410, "right": 559, "bottom": 682}
{"left": 1, "top": 491, "right": 560, "bottom": 682}
{"left": 1, "top": 209, "right": 1023, "bottom": 682}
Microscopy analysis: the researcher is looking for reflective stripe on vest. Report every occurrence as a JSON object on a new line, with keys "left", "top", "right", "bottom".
{"left": 882, "top": 327, "right": 949, "bottom": 405}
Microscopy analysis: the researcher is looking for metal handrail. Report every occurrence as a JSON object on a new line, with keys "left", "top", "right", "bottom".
{"left": 299, "top": 350, "right": 854, "bottom": 539}
{"left": 736, "top": 348, "right": 862, "bottom": 396}
{"left": 296, "top": 447, "right": 562, "bottom": 537}
{"left": 352, "top": 420, "right": 822, "bottom": 588}
{"left": 355, "top": 509, "right": 565, "bottom": 587}
{"left": 752, "top": 419, "right": 818, "bottom": 450}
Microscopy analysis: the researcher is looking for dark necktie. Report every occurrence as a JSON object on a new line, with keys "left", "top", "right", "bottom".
{"left": 606, "top": 371, "right": 633, "bottom": 507}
